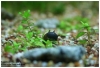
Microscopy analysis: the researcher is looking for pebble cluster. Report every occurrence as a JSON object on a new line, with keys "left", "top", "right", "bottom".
{"left": 35, "top": 18, "right": 59, "bottom": 28}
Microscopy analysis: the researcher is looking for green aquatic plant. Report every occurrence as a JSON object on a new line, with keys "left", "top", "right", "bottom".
{"left": 4, "top": 10, "right": 53, "bottom": 54}
{"left": 76, "top": 21, "right": 97, "bottom": 46}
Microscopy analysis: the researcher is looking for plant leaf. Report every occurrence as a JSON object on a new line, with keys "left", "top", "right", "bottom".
{"left": 46, "top": 40, "right": 52, "bottom": 48}
{"left": 76, "top": 32, "right": 86, "bottom": 39}
{"left": 78, "top": 40, "right": 87, "bottom": 45}
{"left": 4, "top": 45, "right": 15, "bottom": 54}
{"left": 26, "top": 32, "right": 33, "bottom": 40}
{"left": 19, "top": 12, "right": 22, "bottom": 15}
{"left": 17, "top": 25, "right": 23, "bottom": 32}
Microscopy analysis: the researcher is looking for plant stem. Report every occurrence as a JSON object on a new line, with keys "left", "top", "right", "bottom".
{"left": 27, "top": 19, "right": 32, "bottom": 31}
{"left": 28, "top": 24, "right": 32, "bottom": 31}
{"left": 87, "top": 29, "right": 91, "bottom": 45}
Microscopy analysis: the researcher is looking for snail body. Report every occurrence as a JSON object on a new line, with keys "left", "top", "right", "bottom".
{"left": 43, "top": 30, "right": 58, "bottom": 41}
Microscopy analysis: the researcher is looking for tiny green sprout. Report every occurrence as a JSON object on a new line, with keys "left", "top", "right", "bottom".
{"left": 19, "top": 10, "right": 32, "bottom": 31}
{"left": 81, "top": 21, "right": 90, "bottom": 29}
{"left": 4, "top": 44, "right": 14, "bottom": 53}
{"left": 59, "top": 21, "right": 66, "bottom": 29}
{"left": 19, "top": 10, "right": 30, "bottom": 19}
{"left": 33, "top": 37, "right": 45, "bottom": 47}
{"left": 13, "top": 41, "right": 20, "bottom": 51}
{"left": 4, "top": 41, "right": 21, "bottom": 54}
{"left": 45, "top": 40, "right": 53, "bottom": 48}
{"left": 17, "top": 25, "right": 23, "bottom": 32}
{"left": 19, "top": 12, "right": 22, "bottom": 15}
{"left": 76, "top": 21, "right": 95, "bottom": 46}
{"left": 25, "top": 32, "right": 33, "bottom": 40}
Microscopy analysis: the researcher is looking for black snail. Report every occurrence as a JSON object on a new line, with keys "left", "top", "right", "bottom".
{"left": 43, "top": 30, "right": 58, "bottom": 41}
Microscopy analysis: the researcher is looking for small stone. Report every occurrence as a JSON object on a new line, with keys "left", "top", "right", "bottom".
{"left": 16, "top": 62, "right": 21, "bottom": 67}
{"left": 1, "top": 8, "right": 15, "bottom": 20}
{"left": 47, "top": 61, "right": 54, "bottom": 67}
{"left": 90, "top": 60, "right": 96, "bottom": 65}
{"left": 22, "top": 58, "right": 30, "bottom": 64}
{"left": 85, "top": 59, "right": 90, "bottom": 65}
{"left": 78, "top": 60, "right": 84, "bottom": 67}
{"left": 67, "top": 62, "right": 74, "bottom": 67}
{"left": 33, "top": 60, "right": 38, "bottom": 65}
{"left": 42, "top": 62, "right": 47, "bottom": 67}
{"left": 74, "top": 62, "right": 80, "bottom": 67}
{"left": 35, "top": 18, "right": 59, "bottom": 29}
{"left": 54, "top": 62, "right": 62, "bottom": 67}
{"left": 23, "top": 45, "right": 85, "bottom": 63}
{"left": 88, "top": 54, "right": 94, "bottom": 59}
{"left": 60, "top": 63, "right": 66, "bottom": 67}
{"left": 93, "top": 26, "right": 98, "bottom": 30}
{"left": 14, "top": 52, "right": 24, "bottom": 59}
{"left": 38, "top": 61, "right": 42, "bottom": 67}
{"left": 65, "top": 33, "right": 71, "bottom": 39}
{"left": 94, "top": 43, "right": 99, "bottom": 49}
